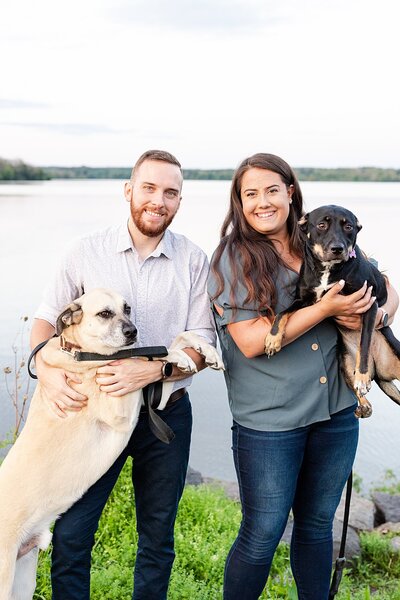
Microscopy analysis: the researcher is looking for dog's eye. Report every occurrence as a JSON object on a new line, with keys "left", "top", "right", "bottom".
{"left": 317, "top": 222, "right": 328, "bottom": 230}
{"left": 124, "top": 304, "right": 131, "bottom": 315}
{"left": 344, "top": 223, "right": 353, "bottom": 231}
{"left": 97, "top": 310, "right": 114, "bottom": 319}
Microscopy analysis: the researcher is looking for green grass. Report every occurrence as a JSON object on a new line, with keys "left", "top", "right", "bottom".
{"left": 33, "top": 460, "right": 400, "bottom": 599}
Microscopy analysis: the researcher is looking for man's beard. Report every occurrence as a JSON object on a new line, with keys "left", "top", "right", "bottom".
{"left": 130, "top": 204, "right": 175, "bottom": 238}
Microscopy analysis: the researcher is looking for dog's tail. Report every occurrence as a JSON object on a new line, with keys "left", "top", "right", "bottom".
{"left": 375, "top": 379, "right": 400, "bottom": 406}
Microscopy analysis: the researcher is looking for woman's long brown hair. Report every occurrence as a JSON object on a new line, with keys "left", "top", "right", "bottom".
{"left": 211, "top": 153, "right": 304, "bottom": 319}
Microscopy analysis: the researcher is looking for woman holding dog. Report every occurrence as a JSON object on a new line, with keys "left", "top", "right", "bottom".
{"left": 208, "top": 153, "right": 398, "bottom": 600}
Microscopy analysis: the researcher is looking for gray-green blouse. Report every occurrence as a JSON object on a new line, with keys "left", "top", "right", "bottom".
{"left": 207, "top": 247, "right": 357, "bottom": 432}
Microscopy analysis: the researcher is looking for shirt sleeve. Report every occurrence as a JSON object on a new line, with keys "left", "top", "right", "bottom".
{"left": 34, "top": 238, "right": 85, "bottom": 326}
{"left": 186, "top": 249, "right": 217, "bottom": 346}
{"left": 208, "top": 248, "right": 261, "bottom": 325}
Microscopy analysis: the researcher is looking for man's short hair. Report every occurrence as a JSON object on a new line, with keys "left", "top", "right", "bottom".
{"left": 130, "top": 150, "right": 182, "bottom": 181}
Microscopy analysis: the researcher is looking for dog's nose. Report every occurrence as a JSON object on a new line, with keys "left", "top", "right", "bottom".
{"left": 330, "top": 245, "right": 344, "bottom": 255}
{"left": 122, "top": 322, "right": 137, "bottom": 341}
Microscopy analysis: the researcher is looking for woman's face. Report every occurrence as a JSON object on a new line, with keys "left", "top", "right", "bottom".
{"left": 240, "top": 168, "right": 294, "bottom": 240}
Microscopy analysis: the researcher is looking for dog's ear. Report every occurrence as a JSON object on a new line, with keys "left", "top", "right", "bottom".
{"left": 298, "top": 213, "right": 309, "bottom": 232}
{"left": 55, "top": 302, "right": 83, "bottom": 335}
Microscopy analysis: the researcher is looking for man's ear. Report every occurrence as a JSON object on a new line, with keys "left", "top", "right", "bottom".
{"left": 55, "top": 302, "right": 83, "bottom": 336}
{"left": 298, "top": 213, "right": 309, "bottom": 233}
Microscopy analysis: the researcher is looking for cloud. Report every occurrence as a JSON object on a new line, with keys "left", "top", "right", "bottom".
{"left": 1, "top": 122, "right": 127, "bottom": 135}
{"left": 0, "top": 99, "right": 49, "bottom": 109}
{"left": 107, "top": 0, "right": 291, "bottom": 32}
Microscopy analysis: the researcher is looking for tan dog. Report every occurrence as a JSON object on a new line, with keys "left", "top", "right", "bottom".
{"left": 0, "top": 288, "right": 223, "bottom": 600}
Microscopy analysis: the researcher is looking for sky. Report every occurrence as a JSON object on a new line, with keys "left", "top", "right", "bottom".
{"left": 1, "top": 0, "right": 399, "bottom": 169}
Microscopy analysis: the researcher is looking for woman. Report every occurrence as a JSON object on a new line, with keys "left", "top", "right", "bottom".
{"left": 208, "top": 153, "right": 398, "bottom": 600}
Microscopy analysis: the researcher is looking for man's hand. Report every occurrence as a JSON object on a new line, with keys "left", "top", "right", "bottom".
{"left": 96, "top": 358, "right": 163, "bottom": 397}
{"left": 36, "top": 359, "right": 88, "bottom": 418}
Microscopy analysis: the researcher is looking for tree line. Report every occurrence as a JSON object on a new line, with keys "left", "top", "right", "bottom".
{"left": 1, "top": 158, "right": 400, "bottom": 182}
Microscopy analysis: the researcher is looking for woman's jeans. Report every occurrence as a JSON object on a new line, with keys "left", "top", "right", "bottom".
{"left": 224, "top": 404, "right": 359, "bottom": 600}
{"left": 51, "top": 393, "right": 192, "bottom": 600}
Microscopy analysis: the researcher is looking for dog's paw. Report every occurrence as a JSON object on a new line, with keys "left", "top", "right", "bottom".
{"left": 354, "top": 371, "right": 372, "bottom": 396}
{"left": 165, "top": 349, "right": 198, "bottom": 373}
{"left": 264, "top": 334, "right": 282, "bottom": 357}
{"left": 354, "top": 400, "right": 373, "bottom": 419}
{"left": 203, "top": 347, "right": 225, "bottom": 371}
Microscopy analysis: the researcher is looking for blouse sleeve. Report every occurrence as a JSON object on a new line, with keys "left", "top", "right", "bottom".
{"left": 207, "top": 248, "right": 264, "bottom": 325}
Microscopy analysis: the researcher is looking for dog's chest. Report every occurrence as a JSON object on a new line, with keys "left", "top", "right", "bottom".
{"left": 313, "top": 265, "right": 335, "bottom": 301}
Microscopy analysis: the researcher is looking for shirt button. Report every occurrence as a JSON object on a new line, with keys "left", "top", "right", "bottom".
{"left": 320, "top": 376, "right": 327, "bottom": 384}
{"left": 311, "top": 343, "right": 319, "bottom": 351}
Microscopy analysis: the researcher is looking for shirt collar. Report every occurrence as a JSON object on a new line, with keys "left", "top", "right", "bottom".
{"left": 116, "top": 221, "right": 173, "bottom": 259}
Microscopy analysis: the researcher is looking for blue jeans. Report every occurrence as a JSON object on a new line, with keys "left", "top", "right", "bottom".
{"left": 51, "top": 393, "right": 192, "bottom": 600}
{"left": 224, "top": 404, "right": 359, "bottom": 600}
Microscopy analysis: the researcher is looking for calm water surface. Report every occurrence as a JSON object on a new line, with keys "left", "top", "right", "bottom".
{"left": 0, "top": 179, "right": 399, "bottom": 491}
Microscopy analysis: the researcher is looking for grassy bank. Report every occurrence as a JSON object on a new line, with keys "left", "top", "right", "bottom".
{"left": 33, "top": 460, "right": 400, "bottom": 599}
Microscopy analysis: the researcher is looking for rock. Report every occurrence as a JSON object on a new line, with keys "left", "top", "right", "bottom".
{"left": 371, "top": 492, "right": 400, "bottom": 526}
{"left": 202, "top": 477, "right": 240, "bottom": 502}
{"left": 335, "top": 490, "right": 375, "bottom": 532}
{"left": 389, "top": 537, "right": 400, "bottom": 553}
{"left": 374, "top": 522, "right": 400, "bottom": 535}
{"left": 185, "top": 466, "right": 203, "bottom": 486}
{"left": 333, "top": 518, "right": 361, "bottom": 562}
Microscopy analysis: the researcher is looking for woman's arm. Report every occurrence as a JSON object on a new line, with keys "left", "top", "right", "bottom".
{"left": 216, "top": 280, "right": 375, "bottom": 359}
{"left": 335, "top": 280, "right": 399, "bottom": 330}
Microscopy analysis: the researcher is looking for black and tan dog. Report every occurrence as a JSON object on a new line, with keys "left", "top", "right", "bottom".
{"left": 264, "top": 205, "right": 400, "bottom": 417}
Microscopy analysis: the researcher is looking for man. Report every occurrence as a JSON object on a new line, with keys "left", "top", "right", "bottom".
{"left": 30, "top": 149, "right": 215, "bottom": 599}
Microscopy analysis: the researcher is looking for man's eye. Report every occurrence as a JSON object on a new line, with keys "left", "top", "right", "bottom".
{"left": 98, "top": 310, "right": 114, "bottom": 319}
{"left": 165, "top": 190, "right": 178, "bottom": 199}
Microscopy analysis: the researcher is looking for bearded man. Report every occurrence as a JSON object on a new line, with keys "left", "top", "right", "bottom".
{"left": 30, "top": 150, "right": 215, "bottom": 599}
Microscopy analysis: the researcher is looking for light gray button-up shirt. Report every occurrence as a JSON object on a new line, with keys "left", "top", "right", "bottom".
{"left": 35, "top": 222, "right": 216, "bottom": 389}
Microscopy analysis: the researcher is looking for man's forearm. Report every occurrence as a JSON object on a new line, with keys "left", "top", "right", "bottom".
{"left": 30, "top": 319, "right": 56, "bottom": 350}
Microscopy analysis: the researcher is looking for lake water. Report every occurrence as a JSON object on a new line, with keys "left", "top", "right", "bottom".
{"left": 0, "top": 179, "right": 399, "bottom": 491}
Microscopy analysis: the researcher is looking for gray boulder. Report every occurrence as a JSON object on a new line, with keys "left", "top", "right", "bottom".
{"left": 371, "top": 492, "right": 400, "bottom": 525}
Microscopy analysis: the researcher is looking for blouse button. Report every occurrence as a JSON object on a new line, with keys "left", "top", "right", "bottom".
{"left": 320, "top": 376, "right": 327, "bottom": 384}
{"left": 311, "top": 343, "right": 319, "bottom": 351}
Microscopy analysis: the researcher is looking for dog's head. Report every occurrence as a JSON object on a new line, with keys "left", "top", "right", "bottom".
{"left": 298, "top": 205, "right": 362, "bottom": 263}
{"left": 55, "top": 289, "right": 137, "bottom": 354}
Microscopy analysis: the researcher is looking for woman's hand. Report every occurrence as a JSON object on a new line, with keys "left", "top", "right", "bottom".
{"left": 320, "top": 280, "right": 375, "bottom": 321}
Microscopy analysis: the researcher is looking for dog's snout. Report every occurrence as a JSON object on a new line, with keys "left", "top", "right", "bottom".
{"left": 330, "top": 245, "right": 345, "bottom": 256}
{"left": 122, "top": 321, "right": 137, "bottom": 341}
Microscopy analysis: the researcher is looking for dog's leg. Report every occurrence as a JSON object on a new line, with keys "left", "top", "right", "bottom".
{"left": 12, "top": 548, "right": 38, "bottom": 600}
{"left": 0, "top": 546, "right": 18, "bottom": 600}
{"left": 354, "top": 391, "right": 373, "bottom": 419}
{"left": 354, "top": 303, "right": 379, "bottom": 396}
{"left": 264, "top": 313, "right": 290, "bottom": 356}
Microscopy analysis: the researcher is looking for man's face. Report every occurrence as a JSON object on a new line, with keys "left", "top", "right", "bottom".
{"left": 124, "top": 159, "right": 182, "bottom": 237}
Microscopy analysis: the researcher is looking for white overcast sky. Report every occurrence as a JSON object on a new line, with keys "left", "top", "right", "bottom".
{"left": 1, "top": 0, "right": 399, "bottom": 169}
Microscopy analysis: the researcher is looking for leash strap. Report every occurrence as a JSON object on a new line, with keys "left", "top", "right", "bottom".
{"left": 74, "top": 346, "right": 168, "bottom": 361}
{"left": 143, "top": 382, "right": 175, "bottom": 444}
{"left": 27, "top": 337, "right": 57, "bottom": 379}
{"left": 329, "top": 471, "right": 353, "bottom": 599}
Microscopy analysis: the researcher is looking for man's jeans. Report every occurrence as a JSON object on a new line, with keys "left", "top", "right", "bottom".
{"left": 224, "top": 404, "right": 359, "bottom": 600}
{"left": 51, "top": 393, "right": 192, "bottom": 600}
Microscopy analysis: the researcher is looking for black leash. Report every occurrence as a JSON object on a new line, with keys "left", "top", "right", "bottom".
{"left": 27, "top": 338, "right": 175, "bottom": 444}
{"left": 329, "top": 471, "right": 353, "bottom": 598}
